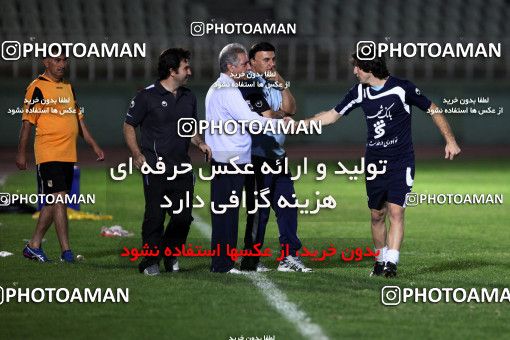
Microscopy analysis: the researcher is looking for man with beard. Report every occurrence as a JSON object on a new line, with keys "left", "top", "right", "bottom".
{"left": 124, "top": 48, "right": 211, "bottom": 276}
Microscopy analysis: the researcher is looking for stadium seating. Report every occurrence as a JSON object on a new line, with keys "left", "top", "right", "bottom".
{"left": 0, "top": 0, "right": 507, "bottom": 81}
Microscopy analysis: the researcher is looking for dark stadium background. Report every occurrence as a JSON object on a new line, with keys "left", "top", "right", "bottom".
{"left": 0, "top": 0, "right": 508, "bottom": 168}
{"left": 1, "top": 1, "right": 509, "bottom": 339}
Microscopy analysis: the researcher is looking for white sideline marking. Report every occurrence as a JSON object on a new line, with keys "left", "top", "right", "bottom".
{"left": 193, "top": 215, "right": 329, "bottom": 340}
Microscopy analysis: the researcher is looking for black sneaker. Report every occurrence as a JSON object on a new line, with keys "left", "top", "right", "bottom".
{"left": 138, "top": 258, "right": 158, "bottom": 273}
{"left": 384, "top": 262, "right": 398, "bottom": 278}
{"left": 370, "top": 261, "right": 385, "bottom": 277}
{"left": 143, "top": 264, "right": 160, "bottom": 276}
{"left": 240, "top": 256, "right": 258, "bottom": 271}
{"left": 163, "top": 256, "right": 179, "bottom": 272}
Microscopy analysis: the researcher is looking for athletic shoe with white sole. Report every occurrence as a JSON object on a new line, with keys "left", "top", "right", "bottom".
{"left": 227, "top": 268, "right": 243, "bottom": 274}
{"left": 384, "top": 261, "right": 398, "bottom": 278}
{"left": 143, "top": 264, "right": 161, "bottom": 276}
{"left": 277, "top": 255, "right": 312, "bottom": 272}
{"left": 256, "top": 262, "right": 271, "bottom": 272}
{"left": 23, "top": 244, "right": 50, "bottom": 262}
{"left": 60, "top": 249, "right": 75, "bottom": 263}
{"left": 164, "top": 257, "right": 179, "bottom": 272}
{"left": 370, "top": 261, "right": 385, "bottom": 277}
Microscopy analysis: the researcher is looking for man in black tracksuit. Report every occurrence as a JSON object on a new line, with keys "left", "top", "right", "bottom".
{"left": 123, "top": 48, "right": 211, "bottom": 276}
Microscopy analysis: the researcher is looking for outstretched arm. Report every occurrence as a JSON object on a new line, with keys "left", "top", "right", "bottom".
{"left": 261, "top": 109, "right": 286, "bottom": 119}
{"left": 303, "top": 108, "right": 342, "bottom": 127}
{"left": 429, "top": 103, "right": 461, "bottom": 160}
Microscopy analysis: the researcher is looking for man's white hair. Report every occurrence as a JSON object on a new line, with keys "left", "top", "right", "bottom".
{"left": 219, "top": 43, "right": 247, "bottom": 72}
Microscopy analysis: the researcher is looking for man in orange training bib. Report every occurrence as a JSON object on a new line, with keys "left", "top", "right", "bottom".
{"left": 16, "top": 49, "right": 104, "bottom": 263}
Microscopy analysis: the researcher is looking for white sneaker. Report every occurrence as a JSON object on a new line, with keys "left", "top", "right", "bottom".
{"left": 277, "top": 255, "right": 313, "bottom": 272}
{"left": 256, "top": 262, "right": 271, "bottom": 272}
{"left": 227, "top": 268, "right": 243, "bottom": 274}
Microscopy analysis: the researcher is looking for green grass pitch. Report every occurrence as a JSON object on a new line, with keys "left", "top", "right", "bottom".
{"left": 0, "top": 159, "right": 509, "bottom": 339}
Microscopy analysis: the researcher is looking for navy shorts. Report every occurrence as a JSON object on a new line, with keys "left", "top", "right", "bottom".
{"left": 365, "top": 155, "right": 415, "bottom": 210}
{"left": 37, "top": 161, "right": 74, "bottom": 195}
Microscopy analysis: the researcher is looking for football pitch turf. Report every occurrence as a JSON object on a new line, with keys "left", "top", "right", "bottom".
{"left": 1, "top": 159, "right": 509, "bottom": 339}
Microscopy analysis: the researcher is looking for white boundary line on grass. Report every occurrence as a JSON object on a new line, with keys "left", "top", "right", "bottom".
{"left": 193, "top": 215, "right": 329, "bottom": 340}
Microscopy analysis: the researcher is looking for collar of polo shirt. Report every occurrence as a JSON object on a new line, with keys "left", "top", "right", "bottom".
{"left": 155, "top": 81, "right": 189, "bottom": 97}
{"left": 220, "top": 72, "right": 237, "bottom": 84}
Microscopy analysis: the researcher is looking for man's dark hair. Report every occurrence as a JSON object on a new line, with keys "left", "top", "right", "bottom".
{"left": 158, "top": 48, "right": 190, "bottom": 80}
{"left": 249, "top": 42, "right": 275, "bottom": 60}
{"left": 350, "top": 52, "right": 390, "bottom": 79}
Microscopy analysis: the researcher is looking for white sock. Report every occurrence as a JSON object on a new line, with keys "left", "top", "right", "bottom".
{"left": 375, "top": 246, "right": 387, "bottom": 263}
{"left": 385, "top": 249, "right": 400, "bottom": 264}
